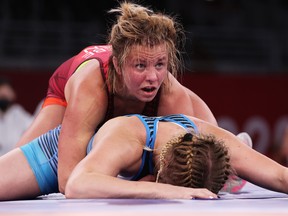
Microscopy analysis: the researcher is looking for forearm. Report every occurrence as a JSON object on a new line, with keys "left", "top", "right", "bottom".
{"left": 58, "top": 131, "right": 91, "bottom": 193}
{"left": 253, "top": 162, "right": 288, "bottom": 194}
{"left": 232, "top": 146, "right": 288, "bottom": 194}
{"left": 65, "top": 173, "right": 217, "bottom": 199}
{"left": 205, "top": 123, "right": 288, "bottom": 195}
{"left": 66, "top": 174, "right": 158, "bottom": 199}
{"left": 16, "top": 105, "right": 65, "bottom": 147}
{"left": 58, "top": 154, "right": 85, "bottom": 193}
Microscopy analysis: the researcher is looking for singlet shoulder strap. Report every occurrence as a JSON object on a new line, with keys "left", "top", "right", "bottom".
{"left": 125, "top": 114, "right": 159, "bottom": 180}
{"left": 126, "top": 114, "right": 158, "bottom": 149}
{"left": 160, "top": 114, "right": 199, "bottom": 133}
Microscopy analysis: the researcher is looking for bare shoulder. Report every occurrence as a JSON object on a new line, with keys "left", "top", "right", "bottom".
{"left": 97, "top": 115, "right": 146, "bottom": 140}
{"left": 83, "top": 116, "right": 147, "bottom": 177}
{"left": 185, "top": 115, "right": 223, "bottom": 138}
{"left": 91, "top": 115, "right": 146, "bottom": 166}
{"left": 65, "top": 59, "right": 103, "bottom": 97}
{"left": 158, "top": 74, "right": 193, "bottom": 115}
{"left": 185, "top": 115, "right": 206, "bottom": 126}
{"left": 64, "top": 59, "right": 107, "bottom": 112}
{"left": 159, "top": 74, "right": 217, "bottom": 125}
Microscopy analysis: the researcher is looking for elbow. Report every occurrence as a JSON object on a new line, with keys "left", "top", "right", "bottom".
{"left": 58, "top": 176, "right": 68, "bottom": 194}
{"left": 280, "top": 168, "right": 288, "bottom": 194}
{"left": 58, "top": 183, "right": 65, "bottom": 194}
{"left": 65, "top": 176, "right": 85, "bottom": 199}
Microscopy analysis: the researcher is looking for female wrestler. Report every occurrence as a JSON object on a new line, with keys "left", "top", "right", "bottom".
{"left": 65, "top": 115, "right": 288, "bottom": 199}
{"left": 1, "top": 114, "right": 287, "bottom": 200}
{"left": 15, "top": 1, "right": 218, "bottom": 193}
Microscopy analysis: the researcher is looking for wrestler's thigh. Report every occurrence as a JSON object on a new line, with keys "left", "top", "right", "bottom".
{"left": 0, "top": 148, "right": 41, "bottom": 200}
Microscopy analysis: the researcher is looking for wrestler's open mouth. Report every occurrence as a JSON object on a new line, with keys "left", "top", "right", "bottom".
{"left": 142, "top": 87, "right": 156, "bottom": 92}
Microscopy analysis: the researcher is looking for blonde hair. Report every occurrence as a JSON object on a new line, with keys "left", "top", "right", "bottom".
{"left": 156, "top": 132, "right": 232, "bottom": 194}
{"left": 107, "top": 1, "right": 185, "bottom": 93}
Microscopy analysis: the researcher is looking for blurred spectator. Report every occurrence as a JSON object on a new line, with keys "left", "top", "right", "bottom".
{"left": 0, "top": 78, "right": 33, "bottom": 156}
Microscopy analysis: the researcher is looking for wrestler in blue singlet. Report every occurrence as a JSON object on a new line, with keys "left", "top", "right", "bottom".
{"left": 119, "top": 114, "right": 198, "bottom": 180}
{"left": 20, "top": 114, "right": 198, "bottom": 195}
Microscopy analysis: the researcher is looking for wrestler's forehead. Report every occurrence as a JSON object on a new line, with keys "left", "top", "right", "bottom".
{"left": 128, "top": 44, "right": 167, "bottom": 60}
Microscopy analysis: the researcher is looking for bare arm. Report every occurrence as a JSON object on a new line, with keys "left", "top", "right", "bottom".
{"left": 58, "top": 60, "right": 108, "bottom": 193}
{"left": 196, "top": 118, "right": 288, "bottom": 194}
{"left": 159, "top": 75, "right": 217, "bottom": 126}
{"left": 16, "top": 105, "right": 65, "bottom": 147}
{"left": 184, "top": 85, "right": 217, "bottom": 126}
{"left": 66, "top": 172, "right": 217, "bottom": 199}
{"left": 65, "top": 118, "right": 218, "bottom": 200}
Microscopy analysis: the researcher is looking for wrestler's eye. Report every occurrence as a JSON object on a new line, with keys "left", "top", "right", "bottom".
{"left": 136, "top": 63, "right": 145, "bottom": 70}
{"left": 155, "top": 62, "right": 164, "bottom": 69}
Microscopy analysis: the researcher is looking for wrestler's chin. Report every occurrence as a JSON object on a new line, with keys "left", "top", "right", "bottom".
{"left": 138, "top": 91, "right": 158, "bottom": 102}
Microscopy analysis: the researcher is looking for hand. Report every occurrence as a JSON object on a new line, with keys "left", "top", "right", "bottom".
{"left": 188, "top": 188, "right": 219, "bottom": 200}
{"left": 160, "top": 184, "right": 219, "bottom": 200}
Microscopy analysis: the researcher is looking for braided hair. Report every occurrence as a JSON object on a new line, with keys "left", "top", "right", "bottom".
{"left": 156, "top": 132, "right": 232, "bottom": 194}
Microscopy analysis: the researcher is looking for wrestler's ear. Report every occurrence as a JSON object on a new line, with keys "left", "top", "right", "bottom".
{"left": 112, "top": 56, "right": 121, "bottom": 75}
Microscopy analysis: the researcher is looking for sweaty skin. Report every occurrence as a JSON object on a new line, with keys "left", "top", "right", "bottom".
{"left": 114, "top": 45, "right": 168, "bottom": 102}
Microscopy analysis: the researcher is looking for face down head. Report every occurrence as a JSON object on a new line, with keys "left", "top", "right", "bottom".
{"left": 156, "top": 132, "right": 232, "bottom": 194}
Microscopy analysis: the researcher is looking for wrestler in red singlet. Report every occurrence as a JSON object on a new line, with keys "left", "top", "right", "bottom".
{"left": 43, "top": 45, "right": 160, "bottom": 125}
{"left": 44, "top": 45, "right": 112, "bottom": 107}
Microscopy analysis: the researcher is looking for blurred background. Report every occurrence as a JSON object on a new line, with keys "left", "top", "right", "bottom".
{"left": 0, "top": 0, "right": 287, "bottom": 162}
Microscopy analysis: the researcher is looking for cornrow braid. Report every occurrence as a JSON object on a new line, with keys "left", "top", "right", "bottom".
{"left": 156, "top": 132, "right": 232, "bottom": 194}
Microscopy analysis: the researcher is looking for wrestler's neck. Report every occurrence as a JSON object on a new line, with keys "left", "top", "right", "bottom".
{"left": 113, "top": 94, "right": 146, "bottom": 115}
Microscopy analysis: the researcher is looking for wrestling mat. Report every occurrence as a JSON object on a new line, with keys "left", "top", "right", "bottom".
{"left": 0, "top": 182, "right": 287, "bottom": 216}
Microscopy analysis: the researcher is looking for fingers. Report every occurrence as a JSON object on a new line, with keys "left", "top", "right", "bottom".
{"left": 189, "top": 188, "right": 219, "bottom": 200}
